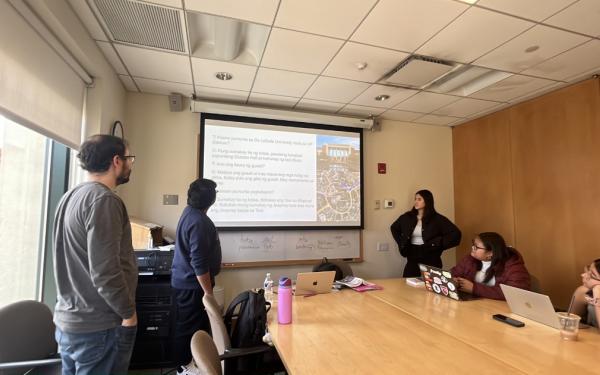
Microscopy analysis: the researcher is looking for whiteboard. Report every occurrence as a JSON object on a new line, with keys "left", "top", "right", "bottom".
{"left": 219, "top": 230, "right": 361, "bottom": 266}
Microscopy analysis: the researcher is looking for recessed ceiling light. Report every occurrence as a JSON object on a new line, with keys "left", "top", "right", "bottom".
{"left": 215, "top": 72, "right": 233, "bottom": 81}
{"left": 355, "top": 62, "right": 368, "bottom": 71}
{"left": 375, "top": 94, "right": 390, "bottom": 101}
{"left": 525, "top": 45, "right": 540, "bottom": 53}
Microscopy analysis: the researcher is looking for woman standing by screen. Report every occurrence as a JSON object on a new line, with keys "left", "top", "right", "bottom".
{"left": 390, "top": 190, "right": 461, "bottom": 277}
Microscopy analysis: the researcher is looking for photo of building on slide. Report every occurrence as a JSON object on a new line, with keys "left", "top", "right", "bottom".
{"left": 316, "top": 135, "right": 361, "bottom": 222}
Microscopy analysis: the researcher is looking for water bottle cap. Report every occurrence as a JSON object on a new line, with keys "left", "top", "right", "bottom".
{"left": 279, "top": 277, "right": 292, "bottom": 287}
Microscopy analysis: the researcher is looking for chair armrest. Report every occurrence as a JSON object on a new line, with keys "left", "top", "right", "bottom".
{"left": 219, "top": 345, "right": 273, "bottom": 360}
{"left": 0, "top": 356, "right": 61, "bottom": 370}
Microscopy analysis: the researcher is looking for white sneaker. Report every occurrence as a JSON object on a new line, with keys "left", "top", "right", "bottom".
{"left": 177, "top": 360, "right": 201, "bottom": 375}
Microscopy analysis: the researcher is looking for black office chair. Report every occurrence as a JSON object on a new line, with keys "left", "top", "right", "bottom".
{"left": 0, "top": 300, "right": 61, "bottom": 375}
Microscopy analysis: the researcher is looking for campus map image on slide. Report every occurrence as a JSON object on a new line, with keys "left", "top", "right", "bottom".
{"left": 316, "top": 135, "right": 361, "bottom": 222}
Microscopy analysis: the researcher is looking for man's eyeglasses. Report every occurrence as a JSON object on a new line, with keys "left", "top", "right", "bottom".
{"left": 584, "top": 265, "right": 600, "bottom": 282}
{"left": 121, "top": 155, "right": 136, "bottom": 163}
{"left": 471, "top": 241, "right": 486, "bottom": 251}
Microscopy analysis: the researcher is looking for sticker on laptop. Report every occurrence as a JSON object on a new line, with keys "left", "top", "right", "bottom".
{"left": 432, "top": 284, "right": 441, "bottom": 293}
{"left": 447, "top": 282, "right": 456, "bottom": 291}
{"left": 433, "top": 277, "right": 442, "bottom": 284}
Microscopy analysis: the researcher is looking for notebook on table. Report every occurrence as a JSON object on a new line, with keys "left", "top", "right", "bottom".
{"left": 500, "top": 284, "right": 562, "bottom": 329}
{"left": 294, "top": 271, "right": 336, "bottom": 296}
{"left": 419, "top": 264, "right": 477, "bottom": 301}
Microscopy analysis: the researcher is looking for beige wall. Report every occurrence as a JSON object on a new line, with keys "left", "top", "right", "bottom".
{"left": 121, "top": 93, "right": 456, "bottom": 303}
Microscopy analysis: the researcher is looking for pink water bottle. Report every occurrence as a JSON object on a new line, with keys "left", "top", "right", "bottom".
{"left": 278, "top": 277, "right": 293, "bottom": 324}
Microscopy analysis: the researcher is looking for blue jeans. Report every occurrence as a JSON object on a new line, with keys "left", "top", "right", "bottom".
{"left": 55, "top": 325, "right": 137, "bottom": 375}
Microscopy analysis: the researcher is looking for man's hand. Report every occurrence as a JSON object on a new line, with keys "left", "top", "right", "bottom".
{"left": 122, "top": 311, "right": 137, "bottom": 327}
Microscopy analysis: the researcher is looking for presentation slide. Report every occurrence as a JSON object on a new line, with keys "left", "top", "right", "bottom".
{"left": 201, "top": 115, "right": 362, "bottom": 229}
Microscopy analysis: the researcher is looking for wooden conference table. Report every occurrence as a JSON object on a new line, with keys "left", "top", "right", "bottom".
{"left": 267, "top": 278, "right": 600, "bottom": 374}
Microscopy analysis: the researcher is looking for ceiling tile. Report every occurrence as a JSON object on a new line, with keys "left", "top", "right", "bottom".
{"left": 469, "top": 74, "right": 556, "bottom": 102}
{"left": 184, "top": 0, "right": 279, "bottom": 25}
{"left": 115, "top": 44, "right": 192, "bottom": 83}
{"left": 323, "top": 42, "right": 409, "bottom": 83}
{"left": 248, "top": 93, "right": 299, "bottom": 108}
{"left": 304, "top": 76, "right": 370, "bottom": 103}
{"left": 135, "top": 77, "right": 194, "bottom": 95}
{"left": 68, "top": 0, "right": 108, "bottom": 41}
{"left": 394, "top": 91, "right": 460, "bottom": 113}
{"left": 476, "top": 0, "right": 577, "bottom": 22}
{"left": 415, "top": 114, "right": 461, "bottom": 126}
{"left": 252, "top": 68, "right": 316, "bottom": 97}
{"left": 261, "top": 28, "right": 343, "bottom": 74}
{"left": 118, "top": 75, "right": 138, "bottom": 92}
{"left": 97, "top": 42, "right": 127, "bottom": 75}
{"left": 194, "top": 85, "right": 249, "bottom": 104}
{"left": 380, "top": 110, "right": 423, "bottom": 122}
{"left": 522, "top": 40, "right": 600, "bottom": 81}
{"left": 338, "top": 105, "right": 385, "bottom": 117}
{"left": 191, "top": 58, "right": 257, "bottom": 91}
{"left": 274, "top": 0, "right": 377, "bottom": 39}
{"left": 143, "top": 0, "right": 182, "bottom": 8}
{"left": 295, "top": 99, "right": 345, "bottom": 114}
{"left": 417, "top": 7, "right": 533, "bottom": 63}
{"left": 351, "top": 0, "right": 468, "bottom": 52}
{"left": 350, "top": 84, "right": 417, "bottom": 108}
{"left": 545, "top": 0, "right": 600, "bottom": 37}
{"left": 433, "top": 97, "right": 501, "bottom": 117}
{"left": 474, "top": 25, "right": 589, "bottom": 73}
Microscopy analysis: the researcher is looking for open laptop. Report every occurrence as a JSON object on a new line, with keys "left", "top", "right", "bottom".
{"left": 294, "top": 271, "right": 336, "bottom": 296}
{"left": 419, "top": 264, "right": 477, "bottom": 301}
{"left": 500, "top": 284, "right": 562, "bottom": 329}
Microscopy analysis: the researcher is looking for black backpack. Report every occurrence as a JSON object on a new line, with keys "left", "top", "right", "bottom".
{"left": 223, "top": 289, "right": 271, "bottom": 348}
{"left": 313, "top": 257, "right": 344, "bottom": 281}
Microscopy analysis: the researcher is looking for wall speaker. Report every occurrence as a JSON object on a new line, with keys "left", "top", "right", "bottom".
{"left": 168, "top": 94, "right": 183, "bottom": 112}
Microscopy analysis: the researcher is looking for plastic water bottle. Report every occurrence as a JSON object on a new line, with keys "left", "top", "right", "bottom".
{"left": 263, "top": 273, "right": 274, "bottom": 303}
{"left": 278, "top": 277, "right": 292, "bottom": 324}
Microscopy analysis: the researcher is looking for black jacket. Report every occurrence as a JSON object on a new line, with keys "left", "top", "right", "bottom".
{"left": 390, "top": 211, "right": 461, "bottom": 259}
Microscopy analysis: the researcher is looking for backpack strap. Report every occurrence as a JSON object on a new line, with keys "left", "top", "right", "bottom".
{"left": 224, "top": 290, "right": 249, "bottom": 322}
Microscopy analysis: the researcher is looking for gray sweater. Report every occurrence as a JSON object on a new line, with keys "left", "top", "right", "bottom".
{"left": 53, "top": 181, "right": 137, "bottom": 333}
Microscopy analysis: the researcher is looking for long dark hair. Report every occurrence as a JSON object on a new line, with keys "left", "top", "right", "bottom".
{"left": 476, "top": 232, "right": 515, "bottom": 283}
{"left": 593, "top": 259, "right": 600, "bottom": 275}
{"left": 410, "top": 189, "right": 437, "bottom": 220}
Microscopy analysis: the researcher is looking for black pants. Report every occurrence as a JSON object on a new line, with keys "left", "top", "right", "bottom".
{"left": 403, "top": 245, "right": 443, "bottom": 277}
{"left": 172, "top": 288, "right": 210, "bottom": 366}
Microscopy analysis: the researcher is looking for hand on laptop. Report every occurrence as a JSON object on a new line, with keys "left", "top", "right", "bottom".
{"left": 455, "top": 277, "right": 473, "bottom": 294}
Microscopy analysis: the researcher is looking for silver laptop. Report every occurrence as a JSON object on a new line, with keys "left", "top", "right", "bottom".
{"left": 294, "top": 271, "right": 336, "bottom": 296}
{"left": 500, "top": 284, "right": 561, "bottom": 329}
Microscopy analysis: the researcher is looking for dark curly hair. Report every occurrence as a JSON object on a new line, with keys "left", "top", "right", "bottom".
{"left": 77, "top": 134, "right": 128, "bottom": 173}
{"left": 188, "top": 178, "right": 217, "bottom": 210}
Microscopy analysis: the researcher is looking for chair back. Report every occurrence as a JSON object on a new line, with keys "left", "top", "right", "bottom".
{"left": 203, "top": 294, "right": 231, "bottom": 354}
{"left": 191, "top": 330, "right": 221, "bottom": 375}
{"left": 0, "top": 300, "right": 57, "bottom": 375}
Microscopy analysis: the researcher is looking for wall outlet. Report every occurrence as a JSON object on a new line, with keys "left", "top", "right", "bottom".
{"left": 383, "top": 199, "right": 394, "bottom": 209}
{"left": 377, "top": 242, "right": 389, "bottom": 251}
{"left": 374, "top": 200, "right": 381, "bottom": 210}
{"left": 163, "top": 194, "right": 179, "bottom": 205}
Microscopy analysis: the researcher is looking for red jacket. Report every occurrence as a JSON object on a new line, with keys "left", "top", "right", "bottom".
{"left": 450, "top": 249, "right": 531, "bottom": 300}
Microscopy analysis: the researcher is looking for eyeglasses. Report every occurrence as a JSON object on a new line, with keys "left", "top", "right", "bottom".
{"left": 584, "top": 265, "right": 600, "bottom": 282}
{"left": 121, "top": 155, "right": 136, "bottom": 163}
{"left": 471, "top": 241, "right": 486, "bottom": 251}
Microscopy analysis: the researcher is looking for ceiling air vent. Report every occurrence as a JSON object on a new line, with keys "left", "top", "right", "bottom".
{"left": 93, "top": 0, "right": 186, "bottom": 52}
{"left": 381, "top": 55, "right": 456, "bottom": 89}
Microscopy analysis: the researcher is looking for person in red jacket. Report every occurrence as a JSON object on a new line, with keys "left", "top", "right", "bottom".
{"left": 451, "top": 232, "right": 530, "bottom": 300}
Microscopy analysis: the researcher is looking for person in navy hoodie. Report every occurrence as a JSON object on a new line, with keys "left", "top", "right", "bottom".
{"left": 171, "top": 179, "right": 222, "bottom": 374}
{"left": 451, "top": 232, "right": 530, "bottom": 300}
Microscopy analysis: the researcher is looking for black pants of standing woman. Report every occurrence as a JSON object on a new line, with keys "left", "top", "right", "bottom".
{"left": 403, "top": 244, "right": 443, "bottom": 277}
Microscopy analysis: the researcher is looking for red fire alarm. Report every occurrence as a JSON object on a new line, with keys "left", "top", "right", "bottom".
{"left": 378, "top": 163, "right": 386, "bottom": 174}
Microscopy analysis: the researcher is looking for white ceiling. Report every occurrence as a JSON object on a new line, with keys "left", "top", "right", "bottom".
{"left": 71, "top": 0, "right": 600, "bottom": 127}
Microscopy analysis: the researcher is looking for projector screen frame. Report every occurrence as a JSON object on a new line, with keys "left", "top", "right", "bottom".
{"left": 199, "top": 112, "right": 364, "bottom": 231}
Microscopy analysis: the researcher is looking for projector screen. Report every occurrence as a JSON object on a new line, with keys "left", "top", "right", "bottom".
{"left": 200, "top": 113, "right": 363, "bottom": 230}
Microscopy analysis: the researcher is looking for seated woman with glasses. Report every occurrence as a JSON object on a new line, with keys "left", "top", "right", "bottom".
{"left": 570, "top": 259, "right": 600, "bottom": 330}
{"left": 450, "top": 232, "right": 531, "bottom": 300}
